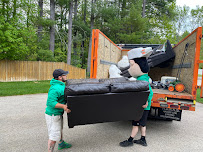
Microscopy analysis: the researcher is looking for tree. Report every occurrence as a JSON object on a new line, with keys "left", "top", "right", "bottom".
{"left": 13, "top": 0, "right": 17, "bottom": 18}
{"left": 83, "top": 0, "right": 87, "bottom": 24}
{"left": 0, "top": 15, "right": 38, "bottom": 60}
{"left": 191, "top": 6, "right": 203, "bottom": 31}
{"left": 55, "top": 0, "right": 68, "bottom": 53}
{"left": 174, "top": 5, "right": 190, "bottom": 42}
{"left": 50, "top": 0, "right": 55, "bottom": 52}
{"left": 142, "top": 0, "right": 146, "bottom": 17}
{"left": 117, "top": 3, "right": 150, "bottom": 44}
{"left": 67, "top": 0, "right": 73, "bottom": 64}
{"left": 87, "top": 0, "right": 96, "bottom": 75}
{"left": 145, "top": 0, "right": 177, "bottom": 37}
{"left": 146, "top": 0, "right": 176, "bottom": 19}
{"left": 81, "top": 0, "right": 89, "bottom": 68}
{"left": 72, "top": 0, "right": 79, "bottom": 65}
{"left": 0, "top": 0, "right": 55, "bottom": 62}
{"left": 38, "top": 0, "right": 43, "bottom": 41}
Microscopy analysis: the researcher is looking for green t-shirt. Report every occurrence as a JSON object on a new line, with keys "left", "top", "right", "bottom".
{"left": 45, "top": 78, "right": 66, "bottom": 116}
{"left": 136, "top": 74, "right": 153, "bottom": 110}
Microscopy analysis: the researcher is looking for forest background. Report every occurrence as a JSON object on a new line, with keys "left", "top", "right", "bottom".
{"left": 0, "top": 0, "right": 203, "bottom": 75}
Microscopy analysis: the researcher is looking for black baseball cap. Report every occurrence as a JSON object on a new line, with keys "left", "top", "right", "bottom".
{"left": 53, "top": 69, "right": 69, "bottom": 78}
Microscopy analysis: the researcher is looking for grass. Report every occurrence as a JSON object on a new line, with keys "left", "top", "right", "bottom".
{"left": 196, "top": 88, "right": 203, "bottom": 104}
{"left": 0, "top": 80, "right": 50, "bottom": 96}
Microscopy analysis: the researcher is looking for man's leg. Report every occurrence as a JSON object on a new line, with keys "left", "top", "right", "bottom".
{"left": 45, "top": 114, "right": 58, "bottom": 152}
{"left": 59, "top": 132, "right": 63, "bottom": 144}
{"left": 140, "top": 126, "right": 146, "bottom": 136}
{"left": 119, "top": 121, "right": 139, "bottom": 147}
{"left": 58, "top": 132, "right": 72, "bottom": 150}
{"left": 48, "top": 140, "right": 56, "bottom": 152}
{"left": 134, "top": 126, "right": 147, "bottom": 146}
{"left": 59, "top": 120, "right": 63, "bottom": 144}
{"left": 134, "top": 110, "right": 149, "bottom": 146}
{"left": 45, "top": 114, "right": 64, "bottom": 151}
{"left": 131, "top": 126, "right": 139, "bottom": 138}
{"left": 58, "top": 116, "right": 72, "bottom": 150}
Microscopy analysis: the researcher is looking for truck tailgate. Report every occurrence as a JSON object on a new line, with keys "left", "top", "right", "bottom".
{"left": 151, "top": 89, "right": 195, "bottom": 111}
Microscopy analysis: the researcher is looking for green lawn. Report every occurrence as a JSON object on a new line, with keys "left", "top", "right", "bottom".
{"left": 196, "top": 88, "right": 203, "bottom": 104}
{"left": 0, "top": 80, "right": 50, "bottom": 96}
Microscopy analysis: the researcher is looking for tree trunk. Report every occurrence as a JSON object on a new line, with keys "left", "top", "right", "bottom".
{"left": 73, "top": 0, "right": 78, "bottom": 65}
{"left": 38, "top": 0, "right": 43, "bottom": 42}
{"left": 60, "top": 6, "right": 63, "bottom": 29}
{"left": 27, "top": 1, "right": 30, "bottom": 27}
{"left": 67, "top": 0, "right": 73, "bottom": 65}
{"left": 64, "top": 9, "right": 68, "bottom": 53}
{"left": 81, "top": 0, "right": 87, "bottom": 68}
{"left": 122, "top": 0, "right": 126, "bottom": 10}
{"left": 13, "top": 0, "right": 17, "bottom": 18}
{"left": 87, "top": 0, "right": 95, "bottom": 75}
{"left": 142, "top": 0, "right": 146, "bottom": 17}
{"left": 60, "top": 5, "right": 63, "bottom": 51}
{"left": 81, "top": 41, "right": 85, "bottom": 68}
{"left": 74, "top": 0, "right": 78, "bottom": 20}
{"left": 49, "top": 0, "right": 55, "bottom": 53}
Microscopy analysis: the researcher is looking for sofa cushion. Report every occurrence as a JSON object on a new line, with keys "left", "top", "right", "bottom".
{"left": 110, "top": 81, "right": 149, "bottom": 93}
{"left": 65, "top": 83, "right": 110, "bottom": 96}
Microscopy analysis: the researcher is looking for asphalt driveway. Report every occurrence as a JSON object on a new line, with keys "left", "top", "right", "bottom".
{"left": 0, "top": 94, "right": 203, "bottom": 152}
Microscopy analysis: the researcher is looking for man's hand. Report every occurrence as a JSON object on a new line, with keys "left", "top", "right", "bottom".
{"left": 63, "top": 105, "right": 71, "bottom": 113}
{"left": 142, "top": 101, "right": 148, "bottom": 108}
{"left": 55, "top": 103, "right": 71, "bottom": 113}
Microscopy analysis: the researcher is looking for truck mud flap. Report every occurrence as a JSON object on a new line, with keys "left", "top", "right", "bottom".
{"left": 67, "top": 91, "right": 149, "bottom": 128}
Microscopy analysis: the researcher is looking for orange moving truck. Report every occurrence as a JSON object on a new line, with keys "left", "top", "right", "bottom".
{"left": 90, "top": 27, "right": 202, "bottom": 121}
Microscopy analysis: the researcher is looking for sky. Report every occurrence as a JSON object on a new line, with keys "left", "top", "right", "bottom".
{"left": 176, "top": 0, "right": 203, "bottom": 9}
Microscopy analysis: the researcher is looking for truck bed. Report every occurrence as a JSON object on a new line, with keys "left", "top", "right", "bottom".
{"left": 152, "top": 89, "right": 192, "bottom": 96}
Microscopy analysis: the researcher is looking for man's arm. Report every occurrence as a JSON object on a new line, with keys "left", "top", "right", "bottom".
{"left": 47, "top": 89, "right": 71, "bottom": 113}
{"left": 55, "top": 103, "right": 71, "bottom": 113}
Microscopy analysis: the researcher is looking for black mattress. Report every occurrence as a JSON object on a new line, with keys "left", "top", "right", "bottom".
{"left": 65, "top": 78, "right": 150, "bottom": 128}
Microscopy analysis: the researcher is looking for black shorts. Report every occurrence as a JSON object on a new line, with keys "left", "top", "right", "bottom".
{"left": 132, "top": 110, "right": 149, "bottom": 127}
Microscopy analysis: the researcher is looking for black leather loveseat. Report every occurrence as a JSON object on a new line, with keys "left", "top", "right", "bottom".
{"left": 65, "top": 78, "right": 150, "bottom": 128}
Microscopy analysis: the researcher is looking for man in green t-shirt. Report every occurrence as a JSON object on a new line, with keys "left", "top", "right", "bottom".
{"left": 45, "top": 69, "right": 71, "bottom": 152}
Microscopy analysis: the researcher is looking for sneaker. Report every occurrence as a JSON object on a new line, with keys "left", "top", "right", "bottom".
{"left": 134, "top": 139, "right": 147, "bottom": 146}
{"left": 58, "top": 141, "right": 72, "bottom": 150}
{"left": 119, "top": 140, "right": 133, "bottom": 147}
